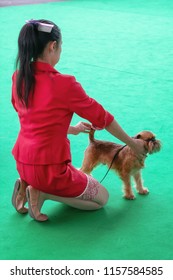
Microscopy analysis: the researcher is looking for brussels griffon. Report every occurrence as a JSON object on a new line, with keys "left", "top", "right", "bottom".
{"left": 80, "top": 129, "right": 161, "bottom": 199}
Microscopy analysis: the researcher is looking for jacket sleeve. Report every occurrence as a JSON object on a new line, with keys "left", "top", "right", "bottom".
{"left": 67, "top": 76, "right": 114, "bottom": 129}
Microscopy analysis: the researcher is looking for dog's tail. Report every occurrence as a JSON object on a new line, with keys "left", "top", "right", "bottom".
{"left": 89, "top": 128, "right": 95, "bottom": 142}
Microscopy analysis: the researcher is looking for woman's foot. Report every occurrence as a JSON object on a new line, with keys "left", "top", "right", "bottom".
{"left": 26, "top": 186, "right": 48, "bottom": 222}
{"left": 12, "top": 179, "right": 28, "bottom": 214}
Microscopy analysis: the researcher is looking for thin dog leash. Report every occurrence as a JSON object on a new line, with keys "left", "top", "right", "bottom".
{"left": 100, "top": 145, "right": 127, "bottom": 183}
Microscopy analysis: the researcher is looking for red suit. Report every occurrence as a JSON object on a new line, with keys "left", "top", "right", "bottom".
{"left": 12, "top": 62, "right": 114, "bottom": 196}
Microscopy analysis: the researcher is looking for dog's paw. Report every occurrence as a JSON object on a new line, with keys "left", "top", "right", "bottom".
{"left": 123, "top": 194, "right": 136, "bottom": 200}
{"left": 138, "top": 188, "right": 149, "bottom": 195}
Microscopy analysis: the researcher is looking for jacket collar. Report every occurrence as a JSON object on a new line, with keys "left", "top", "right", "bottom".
{"left": 32, "top": 61, "right": 58, "bottom": 73}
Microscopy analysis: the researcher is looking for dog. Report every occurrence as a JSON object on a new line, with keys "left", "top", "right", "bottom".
{"left": 80, "top": 129, "right": 161, "bottom": 199}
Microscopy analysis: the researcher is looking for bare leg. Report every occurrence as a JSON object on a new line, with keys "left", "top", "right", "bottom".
{"left": 26, "top": 186, "right": 48, "bottom": 222}
{"left": 45, "top": 184, "right": 108, "bottom": 210}
{"left": 133, "top": 172, "right": 149, "bottom": 195}
{"left": 26, "top": 177, "right": 109, "bottom": 221}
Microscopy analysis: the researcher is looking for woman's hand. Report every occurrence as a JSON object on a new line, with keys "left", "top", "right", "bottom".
{"left": 68, "top": 122, "right": 92, "bottom": 135}
{"left": 129, "top": 138, "right": 147, "bottom": 161}
{"left": 105, "top": 119, "right": 146, "bottom": 161}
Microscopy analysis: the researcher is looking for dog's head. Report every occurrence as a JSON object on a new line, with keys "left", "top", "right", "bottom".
{"left": 135, "top": 131, "right": 161, "bottom": 154}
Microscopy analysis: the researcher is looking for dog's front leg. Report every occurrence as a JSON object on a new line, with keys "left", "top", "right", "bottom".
{"left": 133, "top": 172, "right": 149, "bottom": 195}
{"left": 120, "top": 174, "right": 135, "bottom": 200}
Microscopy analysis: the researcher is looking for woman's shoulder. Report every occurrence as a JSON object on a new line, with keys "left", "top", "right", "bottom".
{"left": 56, "top": 71, "right": 76, "bottom": 81}
{"left": 54, "top": 72, "right": 77, "bottom": 86}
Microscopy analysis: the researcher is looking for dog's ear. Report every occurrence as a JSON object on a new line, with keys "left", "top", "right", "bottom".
{"left": 135, "top": 134, "right": 141, "bottom": 139}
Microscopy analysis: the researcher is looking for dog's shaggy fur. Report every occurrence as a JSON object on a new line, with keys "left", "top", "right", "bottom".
{"left": 80, "top": 129, "right": 161, "bottom": 199}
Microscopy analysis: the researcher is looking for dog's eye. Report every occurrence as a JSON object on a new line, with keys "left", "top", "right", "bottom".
{"left": 146, "top": 137, "right": 155, "bottom": 142}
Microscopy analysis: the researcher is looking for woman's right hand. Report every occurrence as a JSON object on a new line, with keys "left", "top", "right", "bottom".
{"left": 105, "top": 119, "right": 147, "bottom": 161}
{"left": 130, "top": 138, "right": 147, "bottom": 161}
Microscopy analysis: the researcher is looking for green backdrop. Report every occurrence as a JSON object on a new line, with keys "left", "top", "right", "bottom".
{"left": 0, "top": 0, "right": 173, "bottom": 260}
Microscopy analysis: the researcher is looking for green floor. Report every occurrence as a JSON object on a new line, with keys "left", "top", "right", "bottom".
{"left": 0, "top": 0, "right": 173, "bottom": 260}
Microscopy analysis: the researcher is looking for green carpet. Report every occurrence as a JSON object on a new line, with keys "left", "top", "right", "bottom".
{"left": 0, "top": 0, "right": 173, "bottom": 260}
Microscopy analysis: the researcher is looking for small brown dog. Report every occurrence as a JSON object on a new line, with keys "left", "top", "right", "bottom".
{"left": 80, "top": 129, "right": 161, "bottom": 199}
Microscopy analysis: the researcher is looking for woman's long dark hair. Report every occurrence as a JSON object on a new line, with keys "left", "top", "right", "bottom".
{"left": 16, "top": 19, "right": 61, "bottom": 107}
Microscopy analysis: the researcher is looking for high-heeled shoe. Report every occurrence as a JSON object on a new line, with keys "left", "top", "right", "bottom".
{"left": 26, "top": 186, "right": 48, "bottom": 222}
{"left": 12, "top": 179, "right": 28, "bottom": 214}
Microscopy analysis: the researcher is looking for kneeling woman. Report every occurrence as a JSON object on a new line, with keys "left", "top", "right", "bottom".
{"left": 11, "top": 19, "right": 145, "bottom": 221}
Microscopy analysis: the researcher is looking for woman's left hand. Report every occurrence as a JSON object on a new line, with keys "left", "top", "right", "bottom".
{"left": 69, "top": 122, "right": 92, "bottom": 135}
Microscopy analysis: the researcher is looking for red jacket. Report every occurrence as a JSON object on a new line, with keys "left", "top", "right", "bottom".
{"left": 12, "top": 61, "right": 114, "bottom": 165}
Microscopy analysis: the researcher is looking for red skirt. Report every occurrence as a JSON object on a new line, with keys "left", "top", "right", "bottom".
{"left": 16, "top": 161, "right": 87, "bottom": 197}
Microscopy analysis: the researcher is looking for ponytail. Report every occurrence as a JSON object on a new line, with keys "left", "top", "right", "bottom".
{"left": 16, "top": 19, "right": 61, "bottom": 107}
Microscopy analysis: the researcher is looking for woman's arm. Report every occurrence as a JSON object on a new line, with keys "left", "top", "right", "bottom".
{"left": 105, "top": 119, "right": 146, "bottom": 160}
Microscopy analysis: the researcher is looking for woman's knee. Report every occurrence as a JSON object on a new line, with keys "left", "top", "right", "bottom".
{"left": 95, "top": 185, "right": 109, "bottom": 207}
{"left": 81, "top": 175, "right": 109, "bottom": 207}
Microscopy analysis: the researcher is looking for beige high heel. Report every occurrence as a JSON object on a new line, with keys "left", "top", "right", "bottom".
{"left": 26, "top": 186, "right": 48, "bottom": 222}
{"left": 12, "top": 179, "right": 28, "bottom": 214}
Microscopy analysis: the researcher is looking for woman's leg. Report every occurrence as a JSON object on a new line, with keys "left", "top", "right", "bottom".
{"left": 12, "top": 178, "right": 28, "bottom": 214}
{"left": 47, "top": 185, "right": 108, "bottom": 210}
{"left": 26, "top": 176, "right": 109, "bottom": 222}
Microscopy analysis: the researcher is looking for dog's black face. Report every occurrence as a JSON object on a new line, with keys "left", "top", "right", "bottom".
{"left": 135, "top": 131, "right": 161, "bottom": 154}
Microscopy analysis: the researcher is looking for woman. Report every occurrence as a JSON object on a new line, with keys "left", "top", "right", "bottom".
{"left": 11, "top": 19, "right": 145, "bottom": 222}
